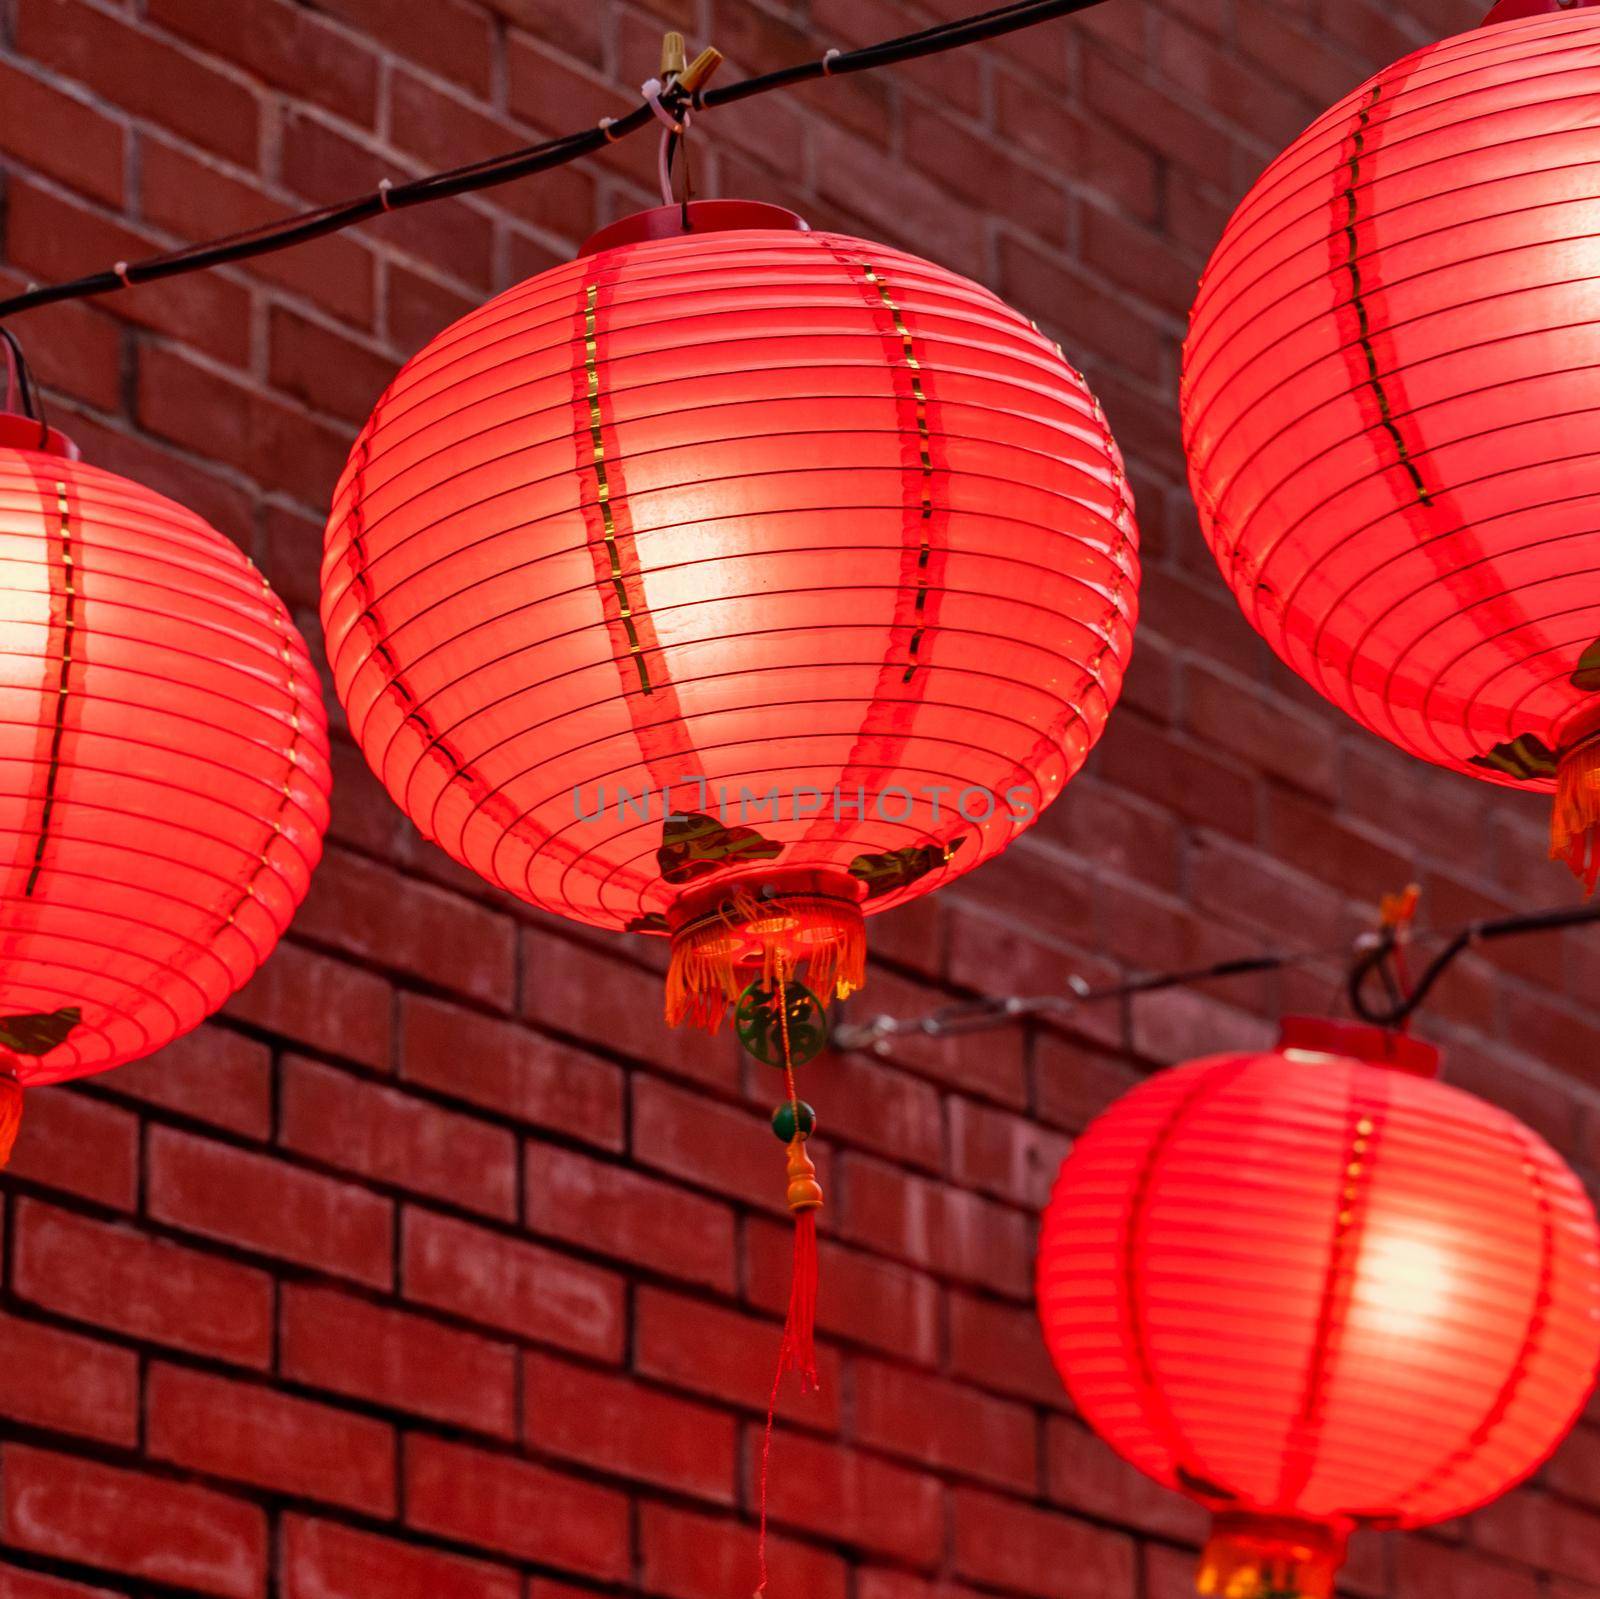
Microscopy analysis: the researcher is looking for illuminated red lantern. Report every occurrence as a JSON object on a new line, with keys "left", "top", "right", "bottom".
{"left": 0, "top": 413, "right": 330, "bottom": 1161}
{"left": 1182, "top": 1, "right": 1600, "bottom": 889}
{"left": 1038, "top": 1018, "right": 1600, "bottom": 1598}
{"left": 323, "top": 201, "right": 1138, "bottom": 1026}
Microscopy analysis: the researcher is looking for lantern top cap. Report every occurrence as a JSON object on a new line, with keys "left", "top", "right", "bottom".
{"left": 1483, "top": 0, "right": 1600, "bottom": 23}
{"left": 1277, "top": 1015, "right": 1441, "bottom": 1078}
{"left": 578, "top": 200, "right": 810, "bottom": 257}
{"left": 0, "top": 411, "right": 80, "bottom": 460}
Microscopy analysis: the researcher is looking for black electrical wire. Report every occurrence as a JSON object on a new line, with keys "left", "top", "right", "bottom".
{"left": 830, "top": 898, "right": 1600, "bottom": 1051}
{"left": 0, "top": 0, "right": 1110, "bottom": 323}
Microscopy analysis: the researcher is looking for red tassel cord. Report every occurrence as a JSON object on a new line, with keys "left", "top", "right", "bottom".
{"left": 0, "top": 1072, "right": 20, "bottom": 1168}
{"left": 756, "top": 960, "right": 822, "bottom": 1596}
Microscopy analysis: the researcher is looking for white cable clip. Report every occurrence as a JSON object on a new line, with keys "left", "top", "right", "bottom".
{"left": 598, "top": 115, "right": 620, "bottom": 143}
{"left": 377, "top": 178, "right": 395, "bottom": 211}
{"left": 641, "top": 76, "right": 686, "bottom": 133}
{"left": 112, "top": 260, "right": 132, "bottom": 287}
{"left": 821, "top": 47, "right": 842, "bottom": 75}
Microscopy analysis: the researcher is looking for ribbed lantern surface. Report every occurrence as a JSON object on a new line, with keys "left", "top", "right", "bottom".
{"left": 1038, "top": 1019, "right": 1600, "bottom": 1597}
{"left": 1181, "top": 7, "right": 1600, "bottom": 886}
{"left": 0, "top": 423, "right": 330, "bottom": 1089}
{"left": 322, "top": 205, "right": 1138, "bottom": 956}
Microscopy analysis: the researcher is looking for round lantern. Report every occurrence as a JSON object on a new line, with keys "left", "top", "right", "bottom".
{"left": 1181, "top": 1, "right": 1600, "bottom": 889}
{"left": 322, "top": 200, "right": 1139, "bottom": 1028}
{"left": 0, "top": 412, "right": 330, "bottom": 1161}
{"left": 1038, "top": 1017, "right": 1600, "bottom": 1598}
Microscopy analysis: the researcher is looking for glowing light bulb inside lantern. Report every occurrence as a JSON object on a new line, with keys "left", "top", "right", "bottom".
{"left": 1354, "top": 1230, "right": 1453, "bottom": 1338}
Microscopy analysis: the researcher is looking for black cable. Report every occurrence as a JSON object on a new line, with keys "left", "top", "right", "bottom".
{"left": 0, "top": 0, "right": 1110, "bottom": 324}
{"left": 1348, "top": 900, "right": 1600, "bottom": 1028}
{"left": 831, "top": 898, "right": 1600, "bottom": 1051}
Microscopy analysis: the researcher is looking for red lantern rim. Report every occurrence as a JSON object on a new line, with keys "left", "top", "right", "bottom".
{"left": 1483, "top": 0, "right": 1600, "bottom": 23}
{"left": 0, "top": 411, "right": 79, "bottom": 459}
{"left": 1277, "top": 1015, "right": 1441, "bottom": 1078}
{"left": 578, "top": 199, "right": 810, "bottom": 256}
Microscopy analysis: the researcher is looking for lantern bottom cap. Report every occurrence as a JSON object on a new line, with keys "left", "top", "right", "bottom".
{"left": 664, "top": 866, "right": 865, "bottom": 1031}
{"left": 1197, "top": 1515, "right": 1348, "bottom": 1599}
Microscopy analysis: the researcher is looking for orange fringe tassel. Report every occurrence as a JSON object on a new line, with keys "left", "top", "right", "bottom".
{"left": 0, "top": 1074, "right": 21, "bottom": 1169}
{"left": 1552, "top": 737, "right": 1600, "bottom": 893}
{"left": 665, "top": 891, "right": 866, "bottom": 1031}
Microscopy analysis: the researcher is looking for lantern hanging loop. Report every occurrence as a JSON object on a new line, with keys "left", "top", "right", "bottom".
{"left": 0, "top": 326, "right": 47, "bottom": 435}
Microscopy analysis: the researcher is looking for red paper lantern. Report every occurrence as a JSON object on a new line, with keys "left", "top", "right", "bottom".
{"left": 323, "top": 202, "right": 1138, "bottom": 1025}
{"left": 0, "top": 415, "right": 330, "bottom": 1159}
{"left": 1038, "top": 1018, "right": 1600, "bottom": 1598}
{"left": 1181, "top": 2, "right": 1600, "bottom": 888}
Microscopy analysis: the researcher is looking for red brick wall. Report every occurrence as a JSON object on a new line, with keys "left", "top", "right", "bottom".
{"left": 0, "top": 1, "right": 1597, "bottom": 1598}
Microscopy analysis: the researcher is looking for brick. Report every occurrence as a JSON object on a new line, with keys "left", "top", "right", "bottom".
{"left": 949, "top": 1291, "right": 1066, "bottom": 1408}
{"left": 520, "top": 927, "right": 740, "bottom": 1090}
{"left": 400, "top": 993, "right": 623, "bottom": 1148}
{"left": 405, "top": 1434, "right": 629, "bottom": 1581}
{"left": 1093, "top": 713, "right": 1258, "bottom": 840}
{"left": 0, "top": 1312, "right": 138, "bottom": 1444}
{"left": 385, "top": 261, "right": 480, "bottom": 353}
{"left": 1082, "top": 44, "right": 1237, "bottom": 184}
{"left": 1044, "top": 1416, "right": 1206, "bottom": 1539}
{"left": 316, "top": 0, "right": 493, "bottom": 92}
{"left": 226, "top": 938, "right": 392, "bottom": 1069}
{"left": 281, "top": 1055, "right": 517, "bottom": 1218}
{"left": 632, "top": 1074, "right": 814, "bottom": 1212}
{"left": 402, "top": 1207, "right": 624, "bottom": 1359}
{"left": 758, "top": 1427, "right": 944, "bottom": 1566}
{"left": 0, "top": 1445, "right": 266, "bottom": 1599}
{"left": 281, "top": 1282, "right": 518, "bottom": 1438}
{"left": 136, "top": 343, "right": 350, "bottom": 512}
{"left": 746, "top": 1216, "right": 941, "bottom": 1365}
{"left": 13, "top": 1199, "right": 273, "bottom": 1367}
{"left": 634, "top": 1285, "right": 844, "bottom": 1430}
{"left": 388, "top": 68, "right": 596, "bottom": 240}
{"left": 147, "top": 1125, "right": 395, "bottom": 1287}
{"left": 837, "top": 962, "right": 1028, "bottom": 1106}
{"left": 17, "top": 0, "right": 260, "bottom": 166}
{"left": 282, "top": 1516, "right": 518, "bottom": 1599}
{"left": 1034, "top": 1034, "right": 1144, "bottom": 1134}
{"left": 268, "top": 306, "right": 395, "bottom": 423}
{"left": 0, "top": 1569, "right": 120, "bottom": 1599}
{"left": 855, "top": 1359, "right": 1036, "bottom": 1491}
{"left": 1395, "top": 1537, "right": 1539, "bottom": 1599}
{"left": 278, "top": 109, "right": 493, "bottom": 288}
{"left": 147, "top": 0, "right": 379, "bottom": 122}
{"left": 639, "top": 1501, "right": 848, "bottom": 1599}
{"left": 294, "top": 848, "right": 517, "bottom": 1010}
{"left": 795, "top": 1049, "right": 944, "bottom": 1172}
{"left": 0, "top": 58, "right": 123, "bottom": 205}
{"left": 2, "top": 1085, "right": 137, "bottom": 1208}
{"left": 526, "top": 1141, "right": 736, "bottom": 1291}
{"left": 102, "top": 1023, "right": 272, "bottom": 1137}
{"left": 147, "top": 1364, "right": 396, "bottom": 1514}
{"left": 1184, "top": 663, "right": 1340, "bottom": 799}
{"left": 523, "top": 1351, "right": 738, "bottom": 1502}
{"left": 840, "top": 1155, "right": 1034, "bottom": 1295}
{"left": 5, "top": 180, "right": 251, "bottom": 366}
{"left": 948, "top": 1098, "right": 1071, "bottom": 1210}
{"left": 952, "top": 1488, "right": 1137, "bottom": 1599}
{"left": 140, "top": 140, "right": 376, "bottom": 328}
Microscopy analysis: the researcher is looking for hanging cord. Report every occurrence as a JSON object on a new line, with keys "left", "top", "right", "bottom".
{"left": 0, "top": 329, "right": 49, "bottom": 442}
{"left": 0, "top": 0, "right": 1111, "bottom": 322}
{"left": 831, "top": 897, "right": 1600, "bottom": 1050}
{"left": 756, "top": 952, "right": 822, "bottom": 1596}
